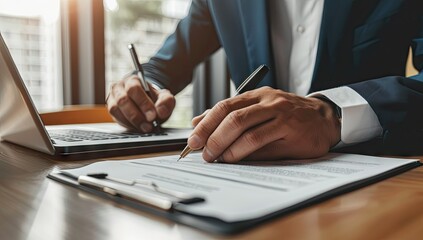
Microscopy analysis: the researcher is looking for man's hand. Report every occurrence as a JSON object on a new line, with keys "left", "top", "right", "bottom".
{"left": 188, "top": 87, "right": 341, "bottom": 163}
{"left": 106, "top": 74, "right": 175, "bottom": 132}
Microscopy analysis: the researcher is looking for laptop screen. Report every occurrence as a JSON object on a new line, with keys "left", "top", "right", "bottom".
{"left": 0, "top": 33, "right": 55, "bottom": 154}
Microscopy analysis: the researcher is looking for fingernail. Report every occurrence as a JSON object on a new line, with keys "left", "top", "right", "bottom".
{"left": 203, "top": 147, "right": 215, "bottom": 162}
{"left": 145, "top": 110, "right": 155, "bottom": 122}
{"left": 216, "top": 156, "right": 224, "bottom": 163}
{"left": 188, "top": 135, "right": 201, "bottom": 149}
{"left": 140, "top": 123, "right": 151, "bottom": 132}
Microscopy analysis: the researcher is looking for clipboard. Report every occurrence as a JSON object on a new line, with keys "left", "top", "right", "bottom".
{"left": 47, "top": 160, "right": 421, "bottom": 235}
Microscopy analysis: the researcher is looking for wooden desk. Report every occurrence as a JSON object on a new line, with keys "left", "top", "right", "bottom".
{"left": 0, "top": 141, "right": 422, "bottom": 240}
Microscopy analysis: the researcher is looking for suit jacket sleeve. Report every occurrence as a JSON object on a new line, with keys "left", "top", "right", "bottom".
{"left": 347, "top": 12, "right": 423, "bottom": 155}
{"left": 142, "top": 0, "right": 221, "bottom": 94}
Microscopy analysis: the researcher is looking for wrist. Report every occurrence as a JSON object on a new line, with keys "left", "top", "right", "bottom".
{"left": 312, "top": 96, "right": 342, "bottom": 147}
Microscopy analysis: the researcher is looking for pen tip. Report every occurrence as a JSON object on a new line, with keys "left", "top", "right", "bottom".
{"left": 177, "top": 156, "right": 181, "bottom": 162}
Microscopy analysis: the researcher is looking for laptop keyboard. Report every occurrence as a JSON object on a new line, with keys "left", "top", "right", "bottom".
{"left": 49, "top": 129, "right": 167, "bottom": 143}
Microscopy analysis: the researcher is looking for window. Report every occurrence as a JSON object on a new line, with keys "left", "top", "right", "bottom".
{"left": 0, "top": 0, "right": 62, "bottom": 110}
{"left": 104, "top": 0, "right": 192, "bottom": 128}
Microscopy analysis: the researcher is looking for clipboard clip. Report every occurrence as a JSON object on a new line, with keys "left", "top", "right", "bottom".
{"left": 78, "top": 173, "right": 204, "bottom": 210}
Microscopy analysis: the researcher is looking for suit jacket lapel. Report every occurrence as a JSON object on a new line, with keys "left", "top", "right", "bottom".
{"left": 323, "top": 0, "right": 355, "bottom": 58}
{"left": 311, "top": 0, "right": 355, "bottom": 91}
{"left": 237, "top": 0, "right": 275, "bottom": 88}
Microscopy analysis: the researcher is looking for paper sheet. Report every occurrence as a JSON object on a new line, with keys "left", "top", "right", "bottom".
{"left": 62, "top": 153, "right": 419, "bottom": 222}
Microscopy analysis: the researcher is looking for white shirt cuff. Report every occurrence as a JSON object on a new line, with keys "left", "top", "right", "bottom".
{"left": 307, "top": 86, "right": 383, "bottom": 147}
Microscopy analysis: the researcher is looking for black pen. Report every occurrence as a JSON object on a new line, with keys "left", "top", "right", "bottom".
{"left": 128, "top": 43, "right": 161, "bottom": 132}
{"left": 178, "top": 64, "right": 270, "bottom": 161}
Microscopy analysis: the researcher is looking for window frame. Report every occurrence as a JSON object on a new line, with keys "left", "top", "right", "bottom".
{"left": 61, "top": 0, "right": 105, "bottom": 105}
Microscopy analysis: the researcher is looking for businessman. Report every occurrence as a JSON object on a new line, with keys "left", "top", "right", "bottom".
{"left": 106, "top": 0, "right": 423, "bottom": 162}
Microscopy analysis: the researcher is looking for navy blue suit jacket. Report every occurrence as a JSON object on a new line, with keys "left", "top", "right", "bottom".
{"left": 144, "top": 0, "right": 423, "bottom": 154}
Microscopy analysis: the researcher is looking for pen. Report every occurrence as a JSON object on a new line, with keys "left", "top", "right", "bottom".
{"left": 178, "top": 64, "right": 270, "bottom": 161}
{"left": 128, "top": 43, "right": 161, "bottom": 132}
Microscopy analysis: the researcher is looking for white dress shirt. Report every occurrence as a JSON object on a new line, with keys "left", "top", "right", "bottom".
{"left": 269, "top": 0, "right": 383, "bottom": 145}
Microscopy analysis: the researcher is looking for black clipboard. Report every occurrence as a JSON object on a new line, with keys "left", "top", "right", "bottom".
{"left": 48, "top": 161, "right": 421, "bottom": 235}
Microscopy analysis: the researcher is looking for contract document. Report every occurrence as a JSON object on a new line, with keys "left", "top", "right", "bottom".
{"left": 56, "top": 153, "right": 420, "bottom": 223}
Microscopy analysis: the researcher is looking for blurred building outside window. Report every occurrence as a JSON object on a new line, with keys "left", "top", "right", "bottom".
{"left": 0, "top": 0, "right": 62, "bottom": 110}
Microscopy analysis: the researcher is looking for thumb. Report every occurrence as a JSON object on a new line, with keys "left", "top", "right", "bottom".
{"left": 154, "top": 89, "right": 175, "bottom": 121}
{"left": 192, "top": 109, "right": 210, "bottom": 127}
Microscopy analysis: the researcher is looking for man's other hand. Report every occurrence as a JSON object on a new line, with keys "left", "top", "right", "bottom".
{"left": 106, "top": 75, "right": 175, "bottom": 132}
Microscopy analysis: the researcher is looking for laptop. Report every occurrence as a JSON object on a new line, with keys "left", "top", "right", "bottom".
{"left": 0, "top": 33, "right": 191, "bottom": 155}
